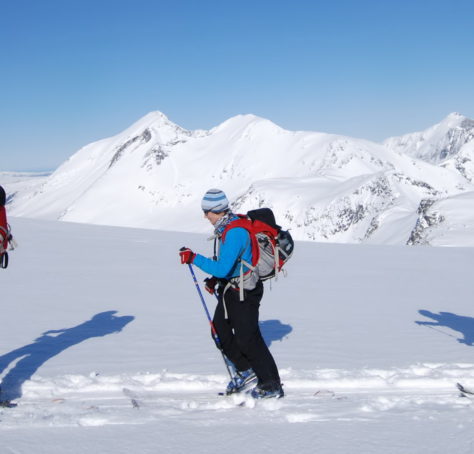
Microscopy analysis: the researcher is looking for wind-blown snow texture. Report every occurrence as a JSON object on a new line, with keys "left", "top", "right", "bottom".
{"left": 2, "top": 217, "right": 474, "bottom": 453}
{"left": 6, "top": 111, "right": 474, "bottom": 246}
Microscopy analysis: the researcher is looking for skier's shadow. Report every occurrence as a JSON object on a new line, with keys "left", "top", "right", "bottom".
{"left": 415, "top": 309, "right": 474, "bottom": 346}
{"left": 260, "top": 319, "right": 292, "bottom": 347}
{"left": 0, "top": 311, "right": 134, "bottom": 401}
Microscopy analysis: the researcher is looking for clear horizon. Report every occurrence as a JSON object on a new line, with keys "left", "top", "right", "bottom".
{"left": 1, "top": 0, "right": 474, "bottom": 172}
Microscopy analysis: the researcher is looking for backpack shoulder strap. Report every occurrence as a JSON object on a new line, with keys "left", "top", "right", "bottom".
{"left": 222, "top": 217, "right": 259, "bottom": 267}
{"left": 221, "top": 215, "right": 250, "bottom": 241}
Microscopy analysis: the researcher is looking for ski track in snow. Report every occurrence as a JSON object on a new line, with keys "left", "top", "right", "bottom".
{"left": 2, "top": 363, "right": 474, "bottom": 428}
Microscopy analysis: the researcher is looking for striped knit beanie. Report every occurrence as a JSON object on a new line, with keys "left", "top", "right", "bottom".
{"left": 201, "top": 188, "right": 229, "bottom": 213}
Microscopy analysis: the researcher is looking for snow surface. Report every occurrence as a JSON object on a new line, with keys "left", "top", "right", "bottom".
{"left": 5, "top": 111, "right": 474, "bottom": 246}
{"left": 2, "top": 216, "right": 474, "bottom": 453}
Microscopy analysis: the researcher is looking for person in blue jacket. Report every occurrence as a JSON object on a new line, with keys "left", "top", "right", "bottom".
{"left": 179, "top": 189, "right": 283, "bottom": 399}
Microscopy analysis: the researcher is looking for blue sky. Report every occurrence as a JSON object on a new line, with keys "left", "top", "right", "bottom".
{"left": 1, "top": 0, "right": 474, "bottom": 171}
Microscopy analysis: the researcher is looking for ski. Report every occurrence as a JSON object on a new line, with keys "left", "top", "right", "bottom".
{"left": 218, "top": 391, "right": 254, "bottom": 407}
{"left": 123, "top": 387, "right": 250, "bottom": 408}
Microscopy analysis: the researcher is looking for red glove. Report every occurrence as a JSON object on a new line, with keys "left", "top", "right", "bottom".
{"left": 204, "top": 277, "right": 218, "bottom": 295}
{"left": 179, "top": 247, "right": 196, "bottom": 264}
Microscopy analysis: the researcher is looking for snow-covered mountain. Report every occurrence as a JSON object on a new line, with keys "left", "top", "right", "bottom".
{"left": 384, "top": 112, "right": 474, "bottom": 165}
{"left": 6, "top": 111, "right": 474, "bottom": 245}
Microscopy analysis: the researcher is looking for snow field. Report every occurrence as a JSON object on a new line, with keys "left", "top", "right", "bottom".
{"left": 2, "top": 217, "right": 474, "bottom": 453}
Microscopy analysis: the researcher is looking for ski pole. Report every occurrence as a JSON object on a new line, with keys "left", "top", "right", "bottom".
{"left": 186, "top": 263, "right": 237, "bottom": 387}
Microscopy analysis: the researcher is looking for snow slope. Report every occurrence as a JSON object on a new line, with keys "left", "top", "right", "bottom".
{"left": 6, "top": 111, "right": 474, "bottom": 246}
{"left": 0, "top": 171, "right": 49, "bottom": 204}
{"left": 2, "top": 217, "right": 474, "bottom": 453}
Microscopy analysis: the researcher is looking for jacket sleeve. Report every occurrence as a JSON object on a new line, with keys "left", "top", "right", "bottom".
{"left": 193, "top": 227, "right": 250, "bottom": 278}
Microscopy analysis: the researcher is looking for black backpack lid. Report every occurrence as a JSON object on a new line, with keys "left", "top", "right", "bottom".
{"left": 247, "top": 208, "right": 280, "bottom": 230}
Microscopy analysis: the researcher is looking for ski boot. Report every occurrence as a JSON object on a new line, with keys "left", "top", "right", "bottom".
{"left": 250, "top": 383, "right": 284, "bottom": 399}
{"left": 226, "top": 368, "right": 256, "bottom": 395}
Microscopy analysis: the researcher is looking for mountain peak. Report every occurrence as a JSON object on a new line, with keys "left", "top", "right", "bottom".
{"left": 440, "top": 112, "right": 470, "bottom": 128}
{"left": 384, "top": 112, "right": 474, "bottom": 164}
{"left": 446, "top": 112, "right": 464, "bottom": 119}
{"left": 130, "top": 111, "right": 181, "bottom": 130}
{"left": 429, "top": 112, "right": 474, "bottom": 138}
{"left": 212, "top": 113, "right": 284, "bottom": 136}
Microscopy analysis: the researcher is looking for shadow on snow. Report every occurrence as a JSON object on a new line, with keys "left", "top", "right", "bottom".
{"left": 416, "top": 309, "right": 474, "bottom": 346}
{"left": 0, "top": 311, "right": 134, "bottom": 401}
{"left": 259, "top": 319, "right": 292, "bottom": 347}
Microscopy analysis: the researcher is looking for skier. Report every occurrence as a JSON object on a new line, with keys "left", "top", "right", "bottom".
{"left": 1, "top": 185, "right": 15, "bottom": 405}
{"left": 0, "top": 185, "right": 12, "bottom": 269}
{"left": 179, "top": 189, "right": 284, "bottom": 399}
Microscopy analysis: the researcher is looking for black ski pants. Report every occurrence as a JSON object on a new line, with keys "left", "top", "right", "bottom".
{"left": 213, "top": 280, "right": 281, "bottom": 389}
